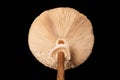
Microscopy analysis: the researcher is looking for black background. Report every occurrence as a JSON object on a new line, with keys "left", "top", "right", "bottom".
{"left": 3, "top": 0, "right": 119, "bottom": 80}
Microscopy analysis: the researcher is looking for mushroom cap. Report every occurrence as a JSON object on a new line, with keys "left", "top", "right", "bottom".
{"left": 28, "top": 7, "right": 94, "bottom": 70}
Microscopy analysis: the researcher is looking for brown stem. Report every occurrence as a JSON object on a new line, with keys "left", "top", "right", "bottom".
{"left": 57, "top": 52, "right": 65, "bottom": 80}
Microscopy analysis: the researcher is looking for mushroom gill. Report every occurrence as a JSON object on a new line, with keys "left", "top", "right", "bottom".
{"left": 28, "top": 7, "right": 94, "bottom": 70}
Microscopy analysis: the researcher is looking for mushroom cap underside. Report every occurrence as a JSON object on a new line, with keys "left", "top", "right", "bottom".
{"left": 28, "top": 7, "right": 94, "bottom": 70}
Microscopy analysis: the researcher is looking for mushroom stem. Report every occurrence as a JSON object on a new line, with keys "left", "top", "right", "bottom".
{"left": 57, "top": 51, "right": 65, "bottom": 80}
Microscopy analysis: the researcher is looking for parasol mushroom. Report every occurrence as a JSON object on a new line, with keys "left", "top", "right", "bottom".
{"left": 28, "top": 7, "right": 94, "bottom": 80}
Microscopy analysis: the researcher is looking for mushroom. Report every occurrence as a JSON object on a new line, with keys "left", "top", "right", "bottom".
{"left": 28, "top": 7, "right": 94, "bottom": 80}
